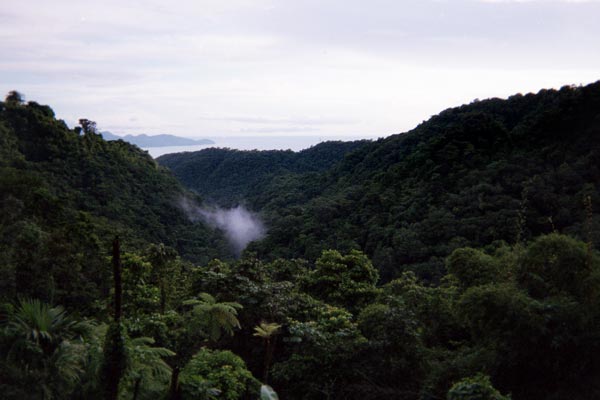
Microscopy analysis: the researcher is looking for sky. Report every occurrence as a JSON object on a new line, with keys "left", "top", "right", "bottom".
{"left": 0, "top": 0, "right": 599, "bottom": 139}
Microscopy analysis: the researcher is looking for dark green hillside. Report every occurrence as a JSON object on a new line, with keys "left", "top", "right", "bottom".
{"left": 157, "top": 140, "right": 369, "bottom": 206}
{"left": 255, "top": 82, "right": 600, "bottom": 280}
{"left": 5, "top": 87, "right": 600, "bottom": 400}
{"left": 159, "top": 82, "right": 600, "bottom": 281}
{"left": 0, "top": 95, "right": 229, "bottom": 308}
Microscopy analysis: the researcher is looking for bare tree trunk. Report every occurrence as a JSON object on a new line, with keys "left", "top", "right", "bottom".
{"left": 169, "top": 366, "right": 181, "bottom": 400}
{"left": 103, "top": 237, "right": 125, "bottom": 400}
{"left": 113, "top": 237, "right": 122, "bottom": 322}
{"left": 264, "top": 338, "right": 276, "bottom": 384}
{"left": 132, "top": 377, "right": 141, "bottom": 400}
{"left": 160, "top": 280, "right": 166, "bottom": 314}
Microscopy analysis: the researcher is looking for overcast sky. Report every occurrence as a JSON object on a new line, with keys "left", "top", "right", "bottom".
{"left": 1, "top": 0, "right": 599, "bottom": 138}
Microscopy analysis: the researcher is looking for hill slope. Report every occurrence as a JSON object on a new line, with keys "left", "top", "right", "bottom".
{"left": 160, "top": 82, "right": 600, "bottom": 280}
{"left": 4, "top": 88, "right": 600, "bottom": 400}
{"left": 157, "top": 140, "right": 369, "bottom": 206}
{"left": 0, "top": 97, "right": 229, "bottom": 308}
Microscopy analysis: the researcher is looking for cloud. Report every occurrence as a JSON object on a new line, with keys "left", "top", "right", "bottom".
{"left": 238, "top": 127, "right": 319, "bottom": 134}
{"left": 179, "top": 197, "right": 266, "bottom": 256}
{"left": 198, "top": 115, "right": 356, "bottom": 126}
{"left": 478, "top": 0, "right": 599, "bottom": 2}
{"left": 1, "top": 1, "right": 599, "bottom": 138}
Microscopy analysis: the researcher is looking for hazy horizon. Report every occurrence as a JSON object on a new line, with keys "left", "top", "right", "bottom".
{"left": 143, "top": 134, "right": 377, "bottom": 157}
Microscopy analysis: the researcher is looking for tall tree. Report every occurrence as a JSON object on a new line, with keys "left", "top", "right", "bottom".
{"left": 5, "top": 90, "right": 24, "bottom": 104}
{"left": 168, "top": 293, "right": 243, "bottom": 400}
{"left": 305, "top": 249, "right": 380, "bottom": 312}
{"left": 101, "top": 238, "right": 126, "bottom": 400}
{"left": 122, "top": 336, "right": 175, "bottom": 400}
{"left": 187, "top": 293, "right": 242, "bottom": 343}
{"left": 253, "top": 321, "right": 281, "bottom": 383}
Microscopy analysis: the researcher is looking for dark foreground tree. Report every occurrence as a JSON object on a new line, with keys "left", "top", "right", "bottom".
{"left": 100, "top": 238, "right": 126, "bottom": 400}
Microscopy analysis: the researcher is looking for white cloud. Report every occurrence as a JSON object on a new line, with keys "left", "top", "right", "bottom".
{"left": 0, "top": 1, "right": 598, "bottom": 138}
{"left": 479, "top": 0, "right": 599, "bottom": 2}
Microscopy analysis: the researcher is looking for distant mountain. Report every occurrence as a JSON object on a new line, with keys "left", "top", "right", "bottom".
{"left": 100, "top": 131, "right": 214, "bottom": 147}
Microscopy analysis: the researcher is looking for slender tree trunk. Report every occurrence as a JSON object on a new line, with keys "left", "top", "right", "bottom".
{"left": 132, "top": 377, "right": 141, "bottom": 400}
{"left": 103, "top": 237, "right": 125, "bottom": 400}
{"left": 264, "top": 338, "right": 276, "bottom": 384}
{"left": 113, "top": 237, "right": 122, "bottom": 322}
{"left": 585, "top": 195, "right": 594, "bottom": 272}
{"left": 169, "top": 366, "right": 181, "bottom": 400}
{"left": 160, "top": 280, "right": 166, "bottom": 314}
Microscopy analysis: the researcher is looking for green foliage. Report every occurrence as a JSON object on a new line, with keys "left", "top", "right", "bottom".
{"left": 145, "top": 244, "right": 191, "bottom": 313}
{"left": 447, "top": 248, "right": 503, "bottom": 289}
{"left": 157, "top": 141, "right": 368, "bottom": 207}
{"left": 120, "top": 336, "right": 175, "bottom": 400}
{"left": 2, "top": 298, "right": 92, "bottom": 345}
{"left": 306, "top": 249, "right": 380, "bottom": 312}
{"left": 383, "top": 271, "right": 463, "bottom": 347}
{"left": 355, "top": 301, "right": 424, "bottom": 397}
{"left": 447, "top": 374, "right": 510, "bottom": 400}
{"left": 6, "top": 85, "right": 600, "bottom": 400}
{"left": 0, "top": 299, "right": 93, "bottom": 399}
{"left": 458, "top": 283, "right": 542, "bottom": 343}
{"left": 5, "top": 90, "right": 24, "bottom": 104}
{"left": 253, "top": 321, "right": 281, "bottom": 339}
{"left": 517, "top": 233, "right": 594, "bottom": 299}
{"left": 453, "top": 236, "right": 600, "bottom": 399}
{"left": 272, "top": 303, "right": 367, "bottom": 399}
{"left": 0, "top": 97, "right": 231, "bottom": 308}
{"left": 180, "top": 348, "right": 260, "bottom": 400}
{"left": 166, "top": 82, "right": 600, "bottom": 282}
{"left": 254, "top": 321, "right": 282, "bottom": 382}
{"left": 121, "top": 253, "right": 161, "bottom": 318}
{"left": 186, "top": 293, "right": 243, "bottom": 342}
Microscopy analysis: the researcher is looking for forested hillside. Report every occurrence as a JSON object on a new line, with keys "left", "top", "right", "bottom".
{"left": 162, "top": 82, "right": 600, "bottom": 281}
{"left": 157, "top": 140, "right": 369, "bottom": 206}
{"left": 4, "top": 85, "right": 600, "bottom": 400}
{"left": 0, "top": 93, "right": 230, "bottom": 309}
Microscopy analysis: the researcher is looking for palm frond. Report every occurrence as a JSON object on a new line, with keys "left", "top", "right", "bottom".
{"left": 253, "top": 322, "right": 282, "bottom": 339}
{"left": 124, "top": 335, "right": 175, "bottom": 383}
{"left": 189, "top": 293, "right": 243, "bottom": 342}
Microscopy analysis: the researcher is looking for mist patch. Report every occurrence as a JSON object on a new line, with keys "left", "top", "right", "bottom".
{"left": 180, "top": 197, "right": 266, "bottom": 256}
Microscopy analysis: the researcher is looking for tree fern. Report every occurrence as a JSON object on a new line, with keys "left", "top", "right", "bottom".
{"left": 121, "top": 336, "right": 175, "bottom": 400}
{"left": 185, "top": 293, "right": 242, "bottom": 342}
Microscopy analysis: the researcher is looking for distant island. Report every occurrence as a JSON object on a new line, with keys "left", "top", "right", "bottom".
{"left": 100, "top": 131, "right": 215, "bottom": 147}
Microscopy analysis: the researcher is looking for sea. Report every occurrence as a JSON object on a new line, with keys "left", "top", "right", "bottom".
{"left": 144, "top": 135, "right": 380, "bottom": 158}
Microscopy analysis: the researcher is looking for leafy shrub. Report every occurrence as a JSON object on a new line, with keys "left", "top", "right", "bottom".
{"left": 447, "top": 374, "right": 510, "bottom": 400}
{"left": 180, "top": 348, "right": 260, "bottom": 400}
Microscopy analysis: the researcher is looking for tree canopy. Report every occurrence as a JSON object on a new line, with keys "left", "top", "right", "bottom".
{"left": 4, "top": 83, "right": 600, "bottom": 399}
